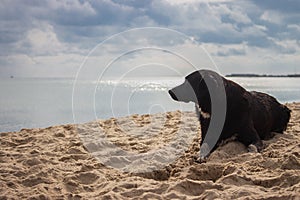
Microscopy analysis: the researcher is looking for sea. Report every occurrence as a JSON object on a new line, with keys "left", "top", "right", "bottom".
{"left": 1, "top": 77, "right": 300, "bottom": 133}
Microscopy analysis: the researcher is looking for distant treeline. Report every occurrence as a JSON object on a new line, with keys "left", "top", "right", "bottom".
{"left": 226, "top": 74, "right": 300, "bottom": 78}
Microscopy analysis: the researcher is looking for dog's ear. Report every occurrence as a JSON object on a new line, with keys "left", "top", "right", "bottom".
{"left": 188, "top": 70, "right": 223, "bottom": 110}
{"left": 185, "top": 72, "right": 201, "bottom": 90}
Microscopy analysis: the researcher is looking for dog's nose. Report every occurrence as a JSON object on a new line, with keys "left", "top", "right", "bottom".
{"left": 168, "top": 90, "right": 178, "bottom": 101}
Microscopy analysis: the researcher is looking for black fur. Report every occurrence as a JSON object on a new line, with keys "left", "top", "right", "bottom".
{"left": 169, "top": 70, "right": 291, "bottom": 158}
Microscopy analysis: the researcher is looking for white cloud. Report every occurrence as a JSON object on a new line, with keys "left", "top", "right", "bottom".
{"left": 0, "top": 0, "right": 299, "bottom": 77}
{"left": 269, "top": 38, "right": 299, "bottom": 54}
{"left": 47, "top": 0, "right": 96, "bottom": 14}
{"left": 25, "top": 25, "right": 64, "bottom": 55}
{"left": 260, "top": 10, "right": 284, "bottom": 24}
{"left": 204, "top": 42, "right": 248, "bottom": 57}
{"left": 164, "top": 0, "right": 234, "bottom": 5}
{"left": 203, "top": 41, "right": 300, "bottom": 75}
{"left": 287, "top": 24, "right": 300, "bottom": 32}
{"left": 241, "top": 24, "right": 267, "bottom": 37}
{"left": 213, "top": 3, "right": 252, "bottom": 24}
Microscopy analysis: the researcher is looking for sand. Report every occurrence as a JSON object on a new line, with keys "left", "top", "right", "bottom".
{"left": 0, "top": 103, "right": 300, "bottom": 199}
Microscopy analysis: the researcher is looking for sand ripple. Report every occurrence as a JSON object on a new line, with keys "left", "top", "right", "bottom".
{"left": 0, "top": 103, "right": 299, "bottom": 199}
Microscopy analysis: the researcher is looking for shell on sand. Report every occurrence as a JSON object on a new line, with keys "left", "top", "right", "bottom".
{"left": 0, "top": 103, "right": 300, "bottom": 199}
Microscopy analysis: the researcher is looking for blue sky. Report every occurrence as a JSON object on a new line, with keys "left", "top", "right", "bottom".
{"left": 0, "top": 0, "right": 299, "bottom": 77}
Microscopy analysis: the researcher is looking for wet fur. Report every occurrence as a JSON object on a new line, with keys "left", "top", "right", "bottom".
{"left": 169, "top": 70, "right": 291, "bottom": 158}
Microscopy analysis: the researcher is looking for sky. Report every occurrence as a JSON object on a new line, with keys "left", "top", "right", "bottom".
{"left": 0, "top": 0, "right": 299, "bottom": 77}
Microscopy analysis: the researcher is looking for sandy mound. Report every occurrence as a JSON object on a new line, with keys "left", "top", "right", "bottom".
{"left": 0, "top": 103, "right": 299, "bottom": 199}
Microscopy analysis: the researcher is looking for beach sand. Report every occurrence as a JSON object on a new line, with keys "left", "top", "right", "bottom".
{"left": 1, "top": 103, "right": 299, "bottom": 199}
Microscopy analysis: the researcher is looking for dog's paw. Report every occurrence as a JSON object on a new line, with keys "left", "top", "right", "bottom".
{"left": 248, "top": 144, "right": 258, "bottom": 153}
{"left": 194, "top": 156, "right": 207, "bottom": 164}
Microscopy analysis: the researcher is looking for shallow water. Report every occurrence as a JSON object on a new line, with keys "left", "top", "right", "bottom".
{"left": 0, "top": 77, "right": 299, "bottom": 132}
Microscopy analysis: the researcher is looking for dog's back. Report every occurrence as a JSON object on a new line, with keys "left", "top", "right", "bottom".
{"left": 250, "top": 91, "right": 291, "bottom": 138}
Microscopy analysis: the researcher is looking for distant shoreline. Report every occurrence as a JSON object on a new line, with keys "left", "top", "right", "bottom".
{"left": 226, "top": 74, "right": 300, "bottom": 78}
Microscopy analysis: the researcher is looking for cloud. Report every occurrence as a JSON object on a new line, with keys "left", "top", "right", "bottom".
{"left": 215, "top": 44, "right": 247, "bottom": 57}
{"left": 260, "top": 10, "right": 284, "bottom": 24}
{"left": 20, "top": 24, "right": 64, "bottom": 56}
{"left": 250, "top": 0, "right": 300, "bottom": 14}
{"left": 0, "top": 0, "right": 299, "bottom": 77}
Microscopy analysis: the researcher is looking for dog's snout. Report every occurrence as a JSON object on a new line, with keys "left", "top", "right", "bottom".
{"left": 168, "top": 90, "right": 178, "bottom": 101}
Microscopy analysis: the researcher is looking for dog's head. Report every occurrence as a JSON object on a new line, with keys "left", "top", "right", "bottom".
{"left": 168, "top": 70, "right": 223, "bottom": 110}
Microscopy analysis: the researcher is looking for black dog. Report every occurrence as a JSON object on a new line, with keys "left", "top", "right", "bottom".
{"left": 169, "top": 70, "right": 291, "bottom": 160}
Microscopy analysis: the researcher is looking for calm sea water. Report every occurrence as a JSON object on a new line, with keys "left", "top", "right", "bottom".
{"left": 1, "top": 77, "right": 300, "bottom": 133}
